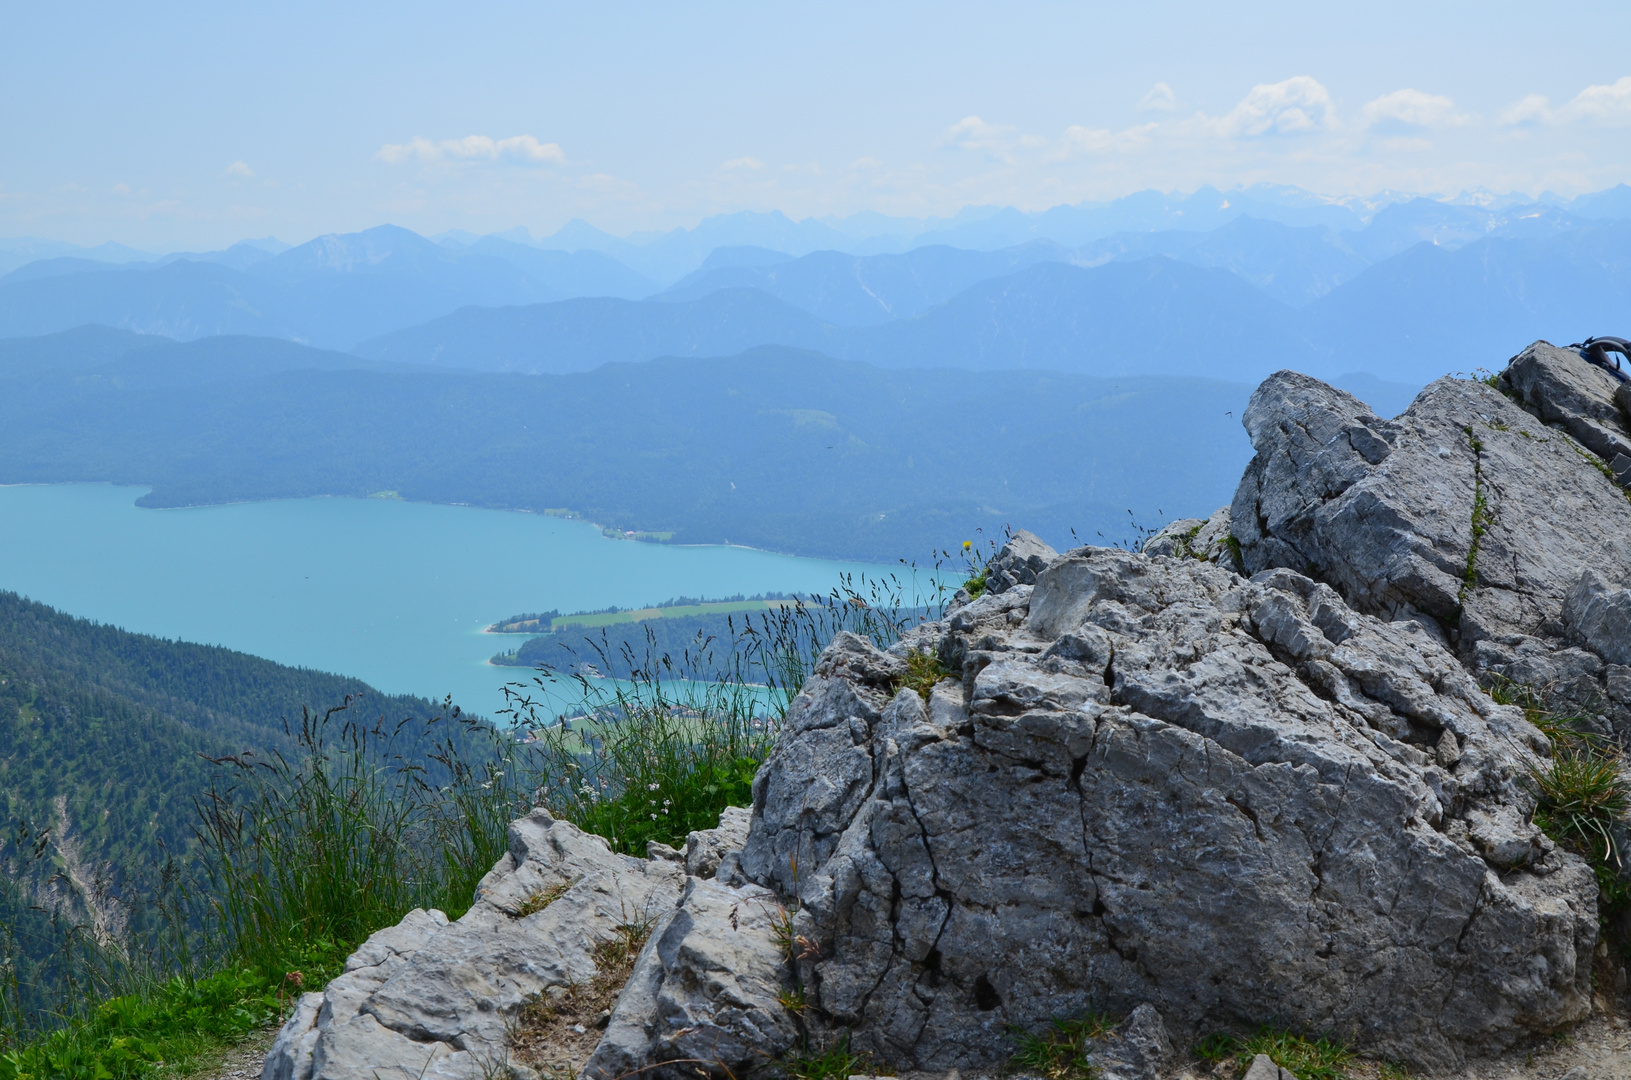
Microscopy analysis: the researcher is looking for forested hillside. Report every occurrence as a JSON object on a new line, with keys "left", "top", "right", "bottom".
{"left": 0, "top": 589, "right": 455, "bottom": 931}
{"left": 0, "top": 343, "right": 1273, "bottom": 560}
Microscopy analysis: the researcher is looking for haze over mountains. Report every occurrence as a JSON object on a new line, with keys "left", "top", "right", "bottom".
{"left": 3, "top": 183, "right": 1629, "bottom": 384}
{"left": 2, "top": 181, "right": 1627, "bottom": 557}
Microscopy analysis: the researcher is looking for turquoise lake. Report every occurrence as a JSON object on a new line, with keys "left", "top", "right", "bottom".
{"left": 0, "top": 485, "right": 892, "bottom": 719}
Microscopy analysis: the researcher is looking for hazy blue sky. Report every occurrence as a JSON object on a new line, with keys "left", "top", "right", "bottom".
{"left": 5, "top": 1, "right": 1631, "bottom": 248}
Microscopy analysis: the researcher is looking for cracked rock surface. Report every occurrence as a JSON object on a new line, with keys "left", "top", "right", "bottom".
{"left": 583, "top": 877, "right": 798, "bottom": 1080}
{"left": 738, "top": 547, "right": 1597, "bottom": 1072}
{"left": 1230, "top": 358, "right": 1631, "bottom": 741}
{"left": 261, "top": 810, "right": 686, "bottom": 1080}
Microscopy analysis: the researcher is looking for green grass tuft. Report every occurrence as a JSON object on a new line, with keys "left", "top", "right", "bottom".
{"left": 1496, "top": 678, "right": 1631, "bottom": 928}
{"left": 1007, "top": 1015, "right": 1115, "bottom": 1080}
{"left": 963, "top": 568, "right": 989, "bottom": 599}
{"left": 514, "top": 879, "right": 575, "bottom": 918}
{"left": 1568, "top": 443, "right": 1631, "bottom": 503}
{"left": 786, "top": 1033, "right": 890, "bottom": 1080}
{"left": 0, "top": 967, "right": 292, "bottom": 1080}
{"left": 1457, "top": 426, "right": 1490, "bottom": 609}
{"left": 1194, "top": 1027, "right": 1355, "bottom": 1080}
{"left": 895, "top": 651, "right": 952, "bottom": 702}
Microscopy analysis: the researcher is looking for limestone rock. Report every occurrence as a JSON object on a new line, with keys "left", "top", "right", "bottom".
{"left": 1243, "top": 1054, "right": 1299, "bottom": 1080}
{"left": 1086, "top": 1003, "right": 1175, "bottom": 1080}
{"left": 582, "top": 877, "right": 798, "bottom": 1080}
{"left": 986, "top": 530, "right": 1058, "bottom": 594}
{"left": 739, "top": 548, "right": 1596, "bottom": 1072}
{"left": 685, "top": 805, "right": 752, "bottom": 879}
{"left": 1498, "top": 342, "right": 1631, "bottom": 471}
{"left": 273, "top": 810, "right": 686, "bottom": 1080}
{"left": 1564, "top": 569, "right": 1631, "bottom": 668}
{"left": 1144, "top": 506, "right": 1238, "bottom": 569}
{"left": 261, "top": 910, "right": 451, "bottom": 1080}
{"left": 264, "top": 992, "right": 324, "bottom": 1080}
{"left": 1230, "top": 364, "right": 1631, "bottom": 734}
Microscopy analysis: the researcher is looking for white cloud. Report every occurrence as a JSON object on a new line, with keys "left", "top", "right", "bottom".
{"left": 940, "top": 115, "right": 1046, "bottom": 162}
{"left": 1499, "top": 93, "right": 1553, "bottom": 126}
{"left": 1045, "top": 123, "right": 1157, "bottom": 161}
{"left": 223, "top": 160, "right": 256, "bottom": 179}
{"left": 1560, "top": 75, "right": 1631, "bottom": 124}
{"left": 721, "top": 156, "right": 763, "bottom": 171}
{"left": 1137, "top": 83, "right": 1177, "bottom": 112}
{"left": 1500, "top": 77, "right": 1631, "bottom": 127}
{"left": 375, "top": 134, "right": 564, "bottom": 165}
{"left": 1361, "top": 89, "right": 1468, "bottom": 130}
{"left": 1213, "top": 76, "right": 1335, "bottom": 137}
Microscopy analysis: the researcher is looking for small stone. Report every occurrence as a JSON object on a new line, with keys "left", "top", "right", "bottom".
{"left": 1436, "top": 727, "right": 1461, "bottom": 767}
{"left": 984, "top": 529, "right": 1058, "bottom": 593}
{"left": 683, "top": 805, "right": 751, "bottom": 878}
{"left": 1243, "top": 1054, "right": 1281, "bottom": 1080}
{"left": 646, "top": 840, "right": 682, "bottom": 862}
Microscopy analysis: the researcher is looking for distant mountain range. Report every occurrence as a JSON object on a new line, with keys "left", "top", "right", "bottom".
{"left": 358, "top": 220, "right": 1631, "bottom": 385}
{"left": 3, "top": 184, "right": 1628, "bottom": 382}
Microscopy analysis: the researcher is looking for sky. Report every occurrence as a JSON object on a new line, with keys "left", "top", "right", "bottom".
{"left": 4, "top": 1, "right": 1631, "bottom": 250}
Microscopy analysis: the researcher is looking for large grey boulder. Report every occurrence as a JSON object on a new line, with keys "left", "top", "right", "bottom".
{"left": 265, "top": 810, "right": 686, "bottom": 1080}
{"left": 1230, "top": 364, "right": 1631, "bottom": 736}
{"left": 1498, "top": 341, "right": 1631, "bottom": 478}
{"left": 738, "top": 550, "right": 1597, "bottom": 1072}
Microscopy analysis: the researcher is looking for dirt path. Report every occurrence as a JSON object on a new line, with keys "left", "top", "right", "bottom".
{"left": 179, "top": 1026, "right": 276, "bottom": 1080}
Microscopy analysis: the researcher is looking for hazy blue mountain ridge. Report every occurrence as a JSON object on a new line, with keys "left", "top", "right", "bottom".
{"left": 465, "top": 236, "right": 658, "bottom": 298}
{"left": 1303, "top": 220, "right": 1631, "bottom": 378}
{"left": 7, "top": 186, "right": 1631, "bottom": 379}
{"left": 0, "top": 260, "right": 302, "bottom": 341}
{"left": 357, "top": 220, "right": 1631, "bottom": 385}
{"left": 656, "top": 243, "right": 1070, "bottom": 325}
{"left": 355, "top": 288, "right": 841, "bottom": 372}
{"left": 0, "top": 325, "right": 174, "bottom": 377}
